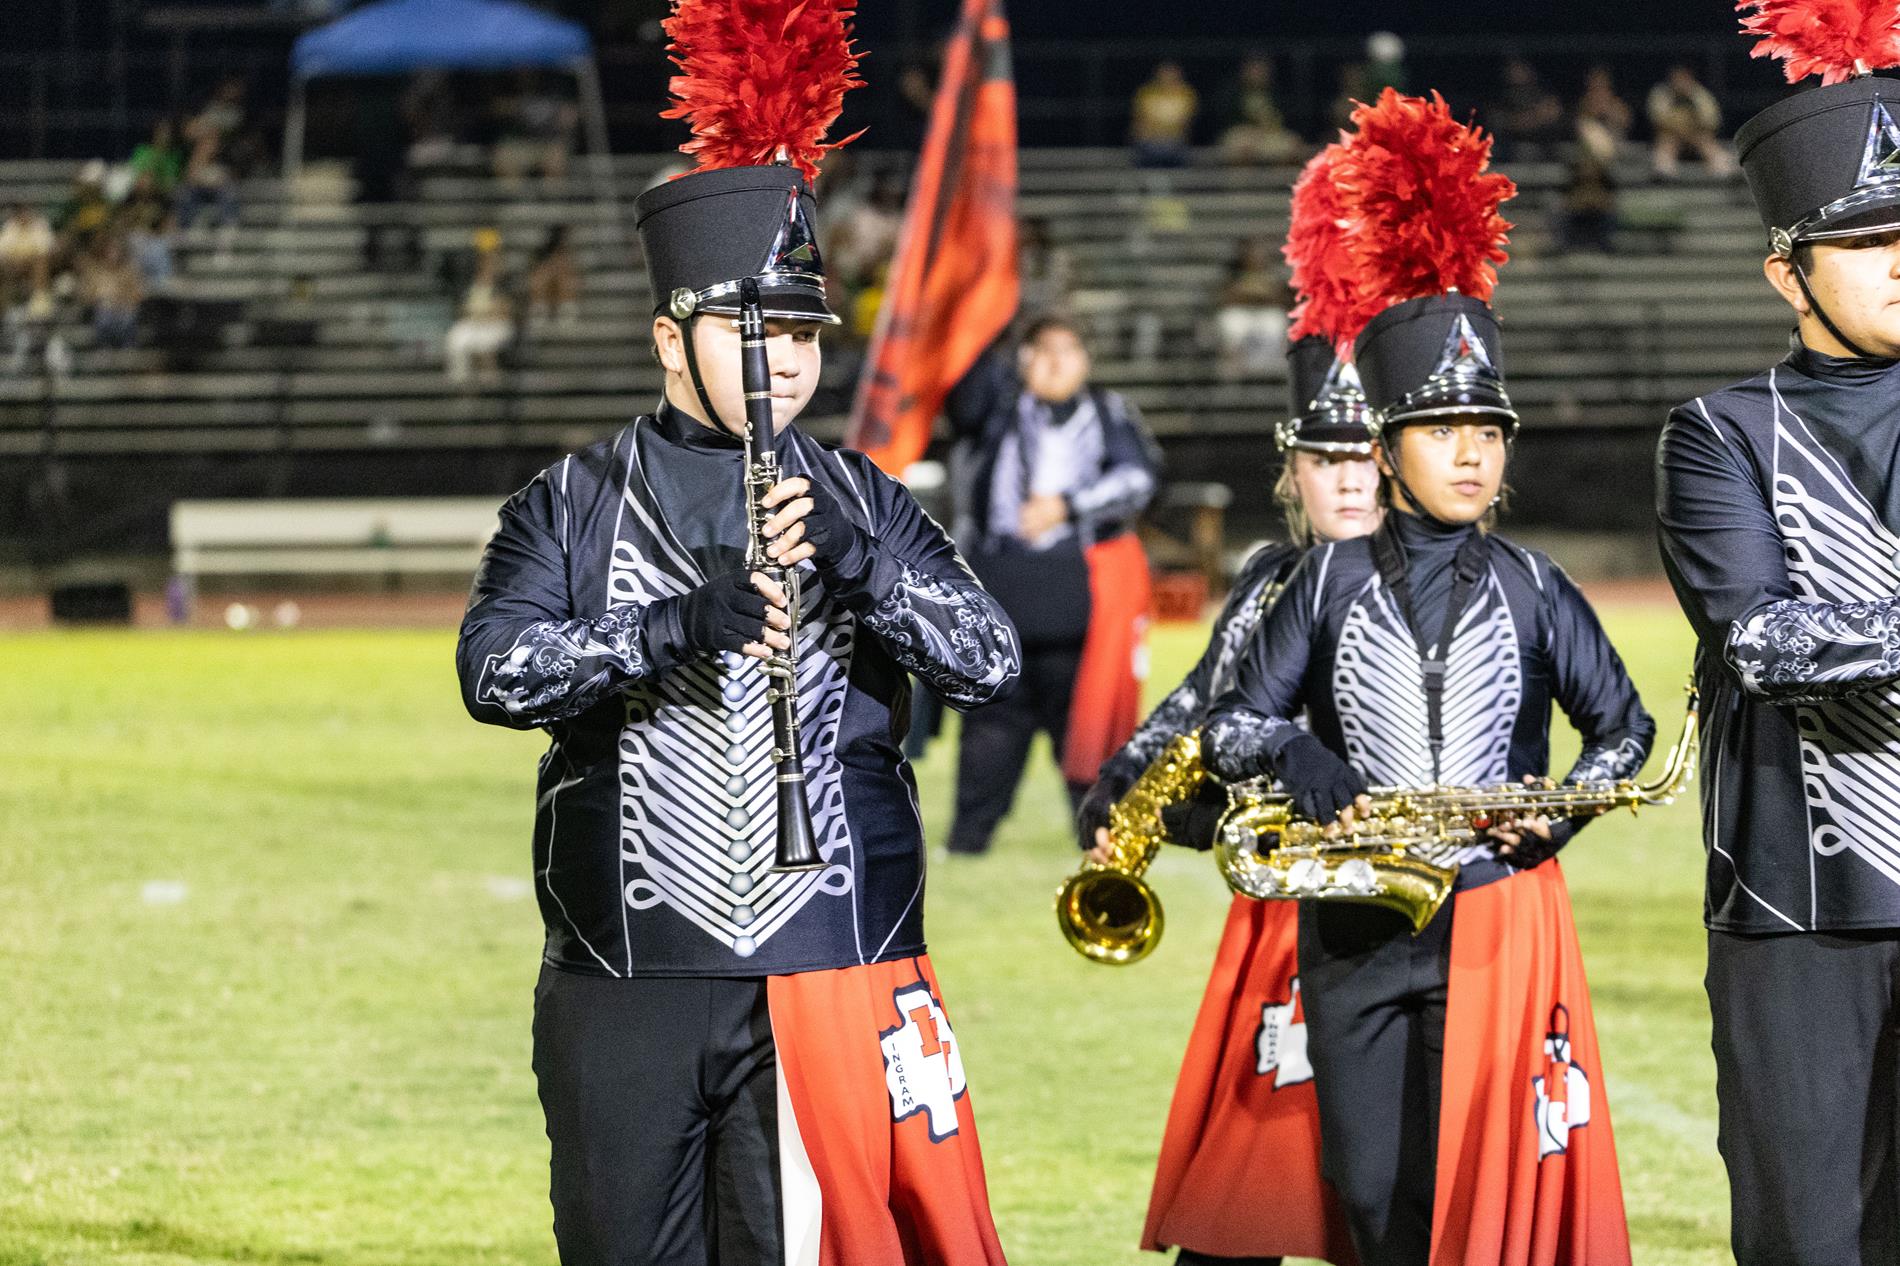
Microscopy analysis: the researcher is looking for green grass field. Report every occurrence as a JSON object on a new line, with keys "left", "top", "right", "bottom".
{"left": 2, "top": 605, "right": 1724, "bottom": 1265}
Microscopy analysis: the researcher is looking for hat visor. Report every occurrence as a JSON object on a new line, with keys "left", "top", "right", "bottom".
{"left": 1378, "top": 401, "right": 1520, "bottom": 434}
{"left": 1285, "top": 422, "right": 1374, "bottom": 454}
{"left": 698, "top": 286, "right": 842, "bottom": 325}
{"left": 1800, "top": 186, "right": 1900, "bottom": 243}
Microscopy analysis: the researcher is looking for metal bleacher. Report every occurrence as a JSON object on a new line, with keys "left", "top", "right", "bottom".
{"left": 0, "top": 147, "right": 1784, "bottom": 464}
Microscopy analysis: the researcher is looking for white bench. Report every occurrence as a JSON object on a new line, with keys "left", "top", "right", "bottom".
{"left": 170, "top": 497, "right": 502, "bottom": 582}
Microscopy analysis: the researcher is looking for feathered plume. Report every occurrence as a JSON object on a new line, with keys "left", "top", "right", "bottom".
{"left": 1330, "top": 89, "right": 1515, "bottom": 320}
{"left": 661, "top": 0, "right": 865, "bottom": 182}
{"left": 1739, "top": 0, "right": 1900, "bottom": 86}
{"left": 1284, "top": 141, "right": 1371, "bottom": 353}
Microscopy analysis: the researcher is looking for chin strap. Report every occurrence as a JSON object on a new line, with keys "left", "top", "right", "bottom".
{"left": 1791, "top": 259, "right": 1877, "bottom": 360}
{"left": 676, "top": 315, "right": 743, "bottom": 438}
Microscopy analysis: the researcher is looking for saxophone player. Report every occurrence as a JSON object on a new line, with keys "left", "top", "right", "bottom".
{"left": 1201, "top": 92, "right": 1654, "bottom": 1266}
{"left": 1074, "top": 330, "right": 1378, "bottom": 1266}
{"left": 454, "top": 7, "right": 1020, "bottom": 1261}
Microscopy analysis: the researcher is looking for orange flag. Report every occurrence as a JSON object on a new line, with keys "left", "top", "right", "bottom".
{"left": 844, "top": 0, "right": 1019, "bottom": 475}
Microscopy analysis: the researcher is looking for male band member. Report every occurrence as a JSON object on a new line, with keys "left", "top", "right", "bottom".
{"left": 1656, "top": 6, "right": 1900, "bottom": 1261}
{"left": 944, "top": 315, "right": 1161, "bottom": 854}
{"left": 1203, "top": 90, "right": 1650, "bottom": 1266}
{"left": 455, "top": 4, "right": 1019, "bottom": 1261}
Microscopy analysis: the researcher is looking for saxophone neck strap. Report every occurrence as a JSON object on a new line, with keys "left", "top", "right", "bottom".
{"left": 1370, "top": 519, "right": 1488, "bottom": 782}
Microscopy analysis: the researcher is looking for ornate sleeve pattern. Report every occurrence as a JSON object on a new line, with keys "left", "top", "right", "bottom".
{"left": 1726, "top": 596, "right": 1900, "bottom": 703}
{"left": 474, "top": 603, "right": 659, "bottom": 724}
{"left": 861, "top": 563, "right": 1022, "bottom": 709}
{"left": 1562, "top": 734, "right": 1650, "bottom": 786}
{"left": 1202, "top": 709, "right": 1295, "bottom": 784}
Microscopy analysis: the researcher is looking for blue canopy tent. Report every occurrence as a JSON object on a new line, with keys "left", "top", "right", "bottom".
{"left": 281, "top": 0, "right": 621, "bottom": 241}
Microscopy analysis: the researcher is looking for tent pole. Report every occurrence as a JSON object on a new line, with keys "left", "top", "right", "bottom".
{"left": 573, "top": 58, "right": 624, "bottom": 253}
{"left": 278, "top": 75, "right": 308, "bottom": 286}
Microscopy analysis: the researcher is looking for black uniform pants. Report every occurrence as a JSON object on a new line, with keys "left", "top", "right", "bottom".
{"left": 1297, "top": 900, "right": 1453, "bottom": 1266}
{"left": 947, "top": 641, "right": 1085, "bottom": 855}
{"left": 1175, "top": 1250, "right": 1280, "bottom": 1266}
{"left": 1709, "top": 929, "right": 1900, "bottom": 1266}
{"left": 532, "top": 967, "right": 782, "bottom": 1266}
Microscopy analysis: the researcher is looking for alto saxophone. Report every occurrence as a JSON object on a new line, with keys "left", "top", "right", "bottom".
{"left": 1055, "top": 731, "right": 1206, "bottom": 965}
{"left": 1213, "top": 684, "right": 1700, "bottom": 932}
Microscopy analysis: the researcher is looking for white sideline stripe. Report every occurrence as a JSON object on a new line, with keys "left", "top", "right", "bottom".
{"left": 777, "top": 1044, "right": 824, "bottom": 1266}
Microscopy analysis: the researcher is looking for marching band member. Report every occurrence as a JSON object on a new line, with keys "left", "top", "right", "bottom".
{"left": 1202, "top": 90, "right": 1652, "bottom": 1266}
{"left": 455, "top": 4, "right": 1018, "bottom": 1261}
{"left": 1658, "top": 6, "right": 1900, "bottom": 1259}
{"left": 1077, "top": 142, "right": 1379, "bottom": 1266}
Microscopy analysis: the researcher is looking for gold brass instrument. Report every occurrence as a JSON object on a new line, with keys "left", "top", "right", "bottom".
{"left": 1055, "top": 731, "right": 1206, "bottom": 965}
{"left": 1214, "top": 684, "right": 1701, "bottom": 933}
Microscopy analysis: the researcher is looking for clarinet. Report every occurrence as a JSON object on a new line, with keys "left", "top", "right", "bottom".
{"left": 738, "top": 278, "right": 822, "bottom": 872}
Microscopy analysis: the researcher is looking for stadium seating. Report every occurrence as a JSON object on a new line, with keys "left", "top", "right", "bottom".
{"left": 0, "top": 147, "right": 1786, "bottom": 564}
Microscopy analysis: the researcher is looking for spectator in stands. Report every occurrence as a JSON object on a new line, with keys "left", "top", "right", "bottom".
{"left": 1131, "top": 61, "right": 1198, "bottom": 168}
{"left": 1648, "top": 64, "right": 1734, "bottom": 178}
{"left": 178, "top": 78, "right": 247, "bottom": 241}
{"left": 445, "top": 228, "right": 514, "bottom": 384}
{"left": 891, "top": 63, "right": 936, "bottom": 154}
{"left": 1364, "top": 31, "right": 1408, "bottom": 96}
{"left": 1559, "top": 151, "right": 1620, "bottom": 253}
{"left": 124, "top": 200, "right": 176, "bottom": 291}
{"left": 945, "top": 315, "right": 1161, "bottom": 855}
{"left": 829, "top": 170, "right": 906, "bottom": 290}
{"left": 1576, "top": 65, "right": 1634, "bottom": 163}
{"left": 1215, "top": 54, "right": 1302, "bottom": 166}
{"left": 1212, "top": 236, "right": 1292, "bottom": 378}
{"left": 493, "top": 71, "right": 580, "bottom": 186}
{"left": 127, "top": 117, "right": 185, "bottom": 201}
{"left": 525, "top": 225, "right": 580, "bottom": 327}
{"left": 0, "top": 204, "right": 54, "bottom": 310}
{"left": 53, "top": 161, "right": 113, "bottom": 256}
{"left": 1491, "top": 57, "right": 1566, "bottom": 160}
{"left": 404, "top": 73, "right": 462, "bottom": 171}
{"left": 79, "top": 234, "right": 143, "bottom": 349}
{"left": 1018, "top": 215, "right": 1074, "bottom": 317}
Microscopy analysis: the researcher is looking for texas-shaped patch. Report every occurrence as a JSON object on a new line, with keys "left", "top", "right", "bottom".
{"left": 1256, "top": 977, "right": 1315, "bottom": 1089}
{"left": 880, "top": 983, "right": 967, "bottom": 1141}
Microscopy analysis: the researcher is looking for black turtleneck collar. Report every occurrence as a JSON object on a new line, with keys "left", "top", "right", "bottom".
{"left": 654, "top": 398, "right": 745, "bottom": 453}
{"left": 1785, "top": 336, "right": 1900, "bottom": 387}
{"left": 1391, "top": 506, "right": 1479, "bottom": 553}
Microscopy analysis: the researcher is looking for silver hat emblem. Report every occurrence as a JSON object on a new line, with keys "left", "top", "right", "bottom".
{"left": 668, "top": 287, "right": 699, "bottom": 320}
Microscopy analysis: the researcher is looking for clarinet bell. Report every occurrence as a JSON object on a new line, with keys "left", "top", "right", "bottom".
{"left": 772, "top": 774, "right": 824, "bottom": 871}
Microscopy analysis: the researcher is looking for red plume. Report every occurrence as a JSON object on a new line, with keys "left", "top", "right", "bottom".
{"left": 661, "top": 0, "right": 865, "bottom": 182}
{"left": 1284, "top": 141, "right": 1373, "bottom": 353}
{"left": 1739, "top": 0, "right": 1900, "bottom": 85}
{"left": 1331, "top": 89, "right": 1515, "bottom": 320}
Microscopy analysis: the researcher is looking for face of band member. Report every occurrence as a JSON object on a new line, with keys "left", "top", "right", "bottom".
{"left": 1290, "top": 449, "right": 1381, "bottom": 542}
{"left": 653, "top": 314, "right": 823, "bottom": 435}
{"left": 1019, "top": 324, "right": 1091, "bottom": 403}
{"left": 1765, "top": 228, "right": 1900, "bottom": 358}
{"left": 1376, "top": 417, "right": 1508, "bottom": 525}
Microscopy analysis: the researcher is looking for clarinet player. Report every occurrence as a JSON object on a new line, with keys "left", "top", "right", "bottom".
{"left": 454, "top": 9, "right": 1021, "bottom": 1257}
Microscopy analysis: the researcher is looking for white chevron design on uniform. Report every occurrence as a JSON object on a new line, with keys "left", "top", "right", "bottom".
{"left": 1769, "top": 378, "right": 1900, "bottom": 896}
{"left": 1333, "top": 571, "right": 1521, "bottom": 790}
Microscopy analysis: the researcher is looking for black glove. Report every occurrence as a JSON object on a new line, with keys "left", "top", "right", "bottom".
{"left": 1274, "top": 732, "right": 1368, "bottom": 825}
{"left": 1075, "top": 762, "right": 1137, "bottom": 851}
{"left": 783, "top": 480, "right": 870, "bottom": 579}
{"left": 1159, "top": 779, "right": 1229, "bottom": 851}
{"left": 1499, "top": 816, "right": 1579, "bottom": 869}
{"left": 672, "top": 570, "right": 771, "bottom": 656}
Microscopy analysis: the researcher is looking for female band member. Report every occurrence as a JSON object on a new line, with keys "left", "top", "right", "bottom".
{"left": 1201, "top": 91, "right": 1652, "bottom": 1266}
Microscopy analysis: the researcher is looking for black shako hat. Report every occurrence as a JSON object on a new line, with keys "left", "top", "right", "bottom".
{"left": 1352, "top": 293, "right": 1517, "bottom": 439}
{"left": 1278, "top": 336, "right": 1374, "bottom": 453}
{"left": 633, "top": 164, "right": 841, "bottom": 325}
{"left": 1738, "top": 73, "right": 1900, "bottom": 254}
